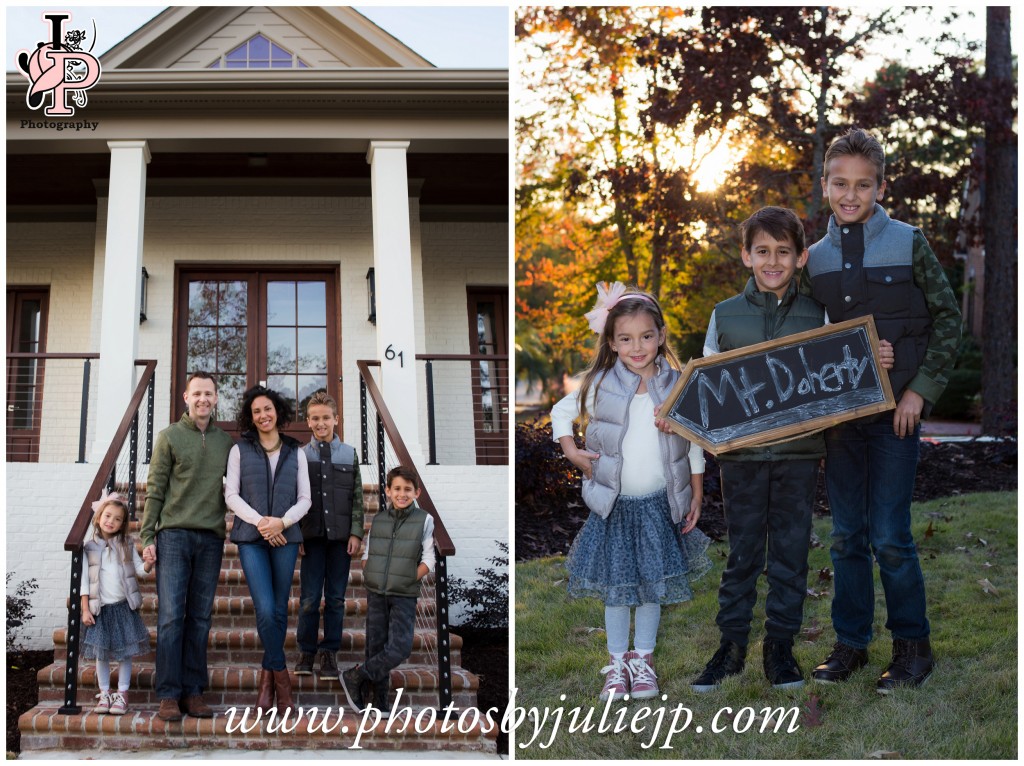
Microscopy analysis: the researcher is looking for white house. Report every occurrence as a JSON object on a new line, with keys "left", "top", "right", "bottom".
{"left": 7, "top": 6, "right": 509, "bottom": 651}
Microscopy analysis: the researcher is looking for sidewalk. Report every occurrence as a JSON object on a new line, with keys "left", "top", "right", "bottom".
{"left": 921, "top": 419, "right": 983, "bottom": 438}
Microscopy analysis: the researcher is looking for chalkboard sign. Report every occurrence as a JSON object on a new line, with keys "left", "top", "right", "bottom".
{"left": 664, "top": 316, "right": 895, "bottom": 455}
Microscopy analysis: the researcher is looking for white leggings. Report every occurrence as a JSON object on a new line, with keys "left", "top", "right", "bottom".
{"left": 96, "top": 658, "right": 132, "bottom": 692}
{"left": 605, "top": 603, "right": 661, "bottom": 656}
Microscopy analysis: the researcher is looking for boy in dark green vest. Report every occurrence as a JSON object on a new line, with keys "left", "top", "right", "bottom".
{"left": 690, "top": 206, "right": 893, "bottom": 693}
{"left": 340, "top": 465, "right": 435, "bottom": 715}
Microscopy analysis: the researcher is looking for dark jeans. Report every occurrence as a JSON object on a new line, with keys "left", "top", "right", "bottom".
{"left": 297, "top": 537, "right": 352, "bottom": 653}
{"left": 825, "top": 420, "right": 929, "bottom": 649}
{"left": 716, "top": 459, "right": 818, "bottom": 646}
{"left": 237, "top": 540, "right": 300, "bottom": 671}
{"left": 155, "top": 528, "right": 223, "bottom": 700}
{"left": 361, "top": 592, "right": 416, "bottom": 683}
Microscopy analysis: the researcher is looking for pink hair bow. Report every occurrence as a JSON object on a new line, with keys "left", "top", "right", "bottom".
{"left": 584, "top": 281, "right": 629, "bottom": 334}
{"left": 91, "top": 488, "right": 124, "bottom": 513}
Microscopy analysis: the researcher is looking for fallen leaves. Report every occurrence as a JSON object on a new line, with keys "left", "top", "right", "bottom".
{"left": 817, "top": 567, "right": 833, "bottom": 583}
{"left": 978, "top": 578, "right": 999, "bottom": 596}
{"left": 868, "top": 750, "right": 901, "bottom": 759}
{"left": 803, "top": 695, "right": 824, "bottom": 728}
{"left": 801, "top": 618, "right": 824, "bottom": 643}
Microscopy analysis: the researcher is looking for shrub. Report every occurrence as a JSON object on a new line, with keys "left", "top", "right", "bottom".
{"left": 7, "top": 573, "right": 39, "bottom": 652}
{"left": 448, "top": 541, "right": 508, "bottom": 630}
{"left": 932, "top": 370, "right": 982, "bottom": 419}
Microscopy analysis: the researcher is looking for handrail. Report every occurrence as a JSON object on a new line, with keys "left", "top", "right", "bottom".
{"left": 64, "top": 360, "right": 158, "bottom": 551}
{"left": 415, "top": 353, "right": 508, "bottom": 362}
{"left": 356, "top": 360, "right": 455, "bottom": 557}
{"left": 7, "top": 352, "right": 100, "bottom": 360}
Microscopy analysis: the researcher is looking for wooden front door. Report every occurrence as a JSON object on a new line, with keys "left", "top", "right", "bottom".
{"left": 467, "top": 287, "right": 508, "bottom": 465}
{"left": 6, "top": 288, "right": 50, "bottom": 462}
{"left": 175, "top": 268, "right": 339, "bottom": 442}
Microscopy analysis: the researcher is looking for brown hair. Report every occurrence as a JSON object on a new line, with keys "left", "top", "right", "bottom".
{"left": 576, "top": 287, "right": 681, "bottom": 430}
{"left": 185, "top": 370, "right": 218, "bottom": 392}
{"left": 305, "top": 389, "right": 338, "bottom": 418}
{"left": 823, "top": 128, "right": 885, "bottom": 185}
{"left": 91, "top": 496, "right": 133, "bottom": 564}
{"left": 386, "top": 465, "right": 420, "bottom": 490}
{"left": 741, "top": 206, "right": 806, "bottom": 253}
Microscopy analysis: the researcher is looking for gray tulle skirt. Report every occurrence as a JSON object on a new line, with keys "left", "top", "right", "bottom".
{"left": 81, "top": 600, "right": 150, "bottom": 661}
{"left": 566, "top": 489, "right": 713, "bottom": 607}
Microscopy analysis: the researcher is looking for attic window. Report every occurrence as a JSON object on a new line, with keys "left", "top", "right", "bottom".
{"left": 208, "top": 34, "right": 309, "bottom": 69}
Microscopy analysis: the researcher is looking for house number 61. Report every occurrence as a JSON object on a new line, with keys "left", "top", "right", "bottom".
{"left": 385, "top": 344, "right": 404, "bottom": 367}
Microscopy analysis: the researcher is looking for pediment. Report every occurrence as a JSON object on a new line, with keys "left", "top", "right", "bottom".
{"left": 101, "top": 6, "right": 433, "bottom": 70}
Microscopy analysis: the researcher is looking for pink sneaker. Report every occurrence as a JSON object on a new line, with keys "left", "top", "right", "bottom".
{"left": 626, "top": 651, "right": 659, "bottom": 699}
{"left": 108, "top": 692, "right": 128, "bottom": 716}
{"left": 92, "top": 691, "right": 112, "bottom": 714}
{"left": 599, "top": 655, "right": 630, "bottom": 701}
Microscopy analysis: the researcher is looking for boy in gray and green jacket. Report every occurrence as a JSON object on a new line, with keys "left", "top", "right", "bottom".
{"left": 340, "top": 465, "right": 435, "bottom": 716}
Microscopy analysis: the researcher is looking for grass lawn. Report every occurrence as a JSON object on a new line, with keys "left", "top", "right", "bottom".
{"left": 513, "top": 491, "right": 1017, "bottom": 759}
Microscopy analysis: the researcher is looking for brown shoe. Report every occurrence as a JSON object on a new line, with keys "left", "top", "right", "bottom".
{"left": 256, "top": 668, "right": 275, "bottom": 715}
{"left": 180, "top": 693, "right": 214, "bottom": 718}
{"left": 272, "top": 669, "right": 294, "bottom": 715}
{"left": 157, "top": 697, "right": 184, "bottom": 721}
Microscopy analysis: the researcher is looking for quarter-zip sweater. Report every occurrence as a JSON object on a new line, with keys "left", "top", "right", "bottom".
{"left": 141, "top": 413, "right": 234, "bottom": 548}
{"left": 363, "top": 502, "right": 429, "bottom": 598}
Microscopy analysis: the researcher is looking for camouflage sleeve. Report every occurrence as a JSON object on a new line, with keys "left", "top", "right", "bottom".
{"left": 797, "top": 266, "right": 813, "bottom": 297}
{"left": 907, "top": 230, "right": 962, "bottom": 404}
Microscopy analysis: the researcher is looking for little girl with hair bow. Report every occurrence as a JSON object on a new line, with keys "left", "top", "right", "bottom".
{"left": 80, "top": 490, "right": 153, "bottom": 716}
{"left": 551, "top": 281, "right": 712, "bottom": 701}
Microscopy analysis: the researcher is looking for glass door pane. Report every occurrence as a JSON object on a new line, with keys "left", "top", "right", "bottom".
{"left": 185, "top": 279, "right": 249, "bottom": 422}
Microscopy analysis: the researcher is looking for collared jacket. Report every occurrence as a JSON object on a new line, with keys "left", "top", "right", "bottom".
{"left": 140, "top": 413, "right": 233, "bottom": 548}
{"left": 301, "top": 436, "right": 364, "bottom": 542}
{"left": 577, "top": 356, "right": 693, "bottom": 525}
{"left": 230, "top": 431, "right": 304, "bottom": 545}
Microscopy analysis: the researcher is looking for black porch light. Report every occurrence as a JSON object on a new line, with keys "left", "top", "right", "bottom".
{"left": 366, "top": 267, "right": 376, "bottom": 325}
{"left": 140, "top": 266, "right": 149, "bottom": 323}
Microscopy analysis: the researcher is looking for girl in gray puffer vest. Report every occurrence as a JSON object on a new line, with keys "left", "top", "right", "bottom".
{"left": 80, "top": 491, "right": 153, "bottom": 716}
{"left": 552, "top": 282, "right": 713, "bottom": 703}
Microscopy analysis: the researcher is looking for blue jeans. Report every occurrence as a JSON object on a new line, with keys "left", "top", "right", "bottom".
{"left": 297, "top": 538, "right": 352, "bottom": 653}
{"left": 155, "top": 529, "right": 223, "bottom": 700}
{"left": 825, "top": 420, "right": 930, "bottom": 649}
{"left": 237, "top": 541, "right": 300, "bottom": 670}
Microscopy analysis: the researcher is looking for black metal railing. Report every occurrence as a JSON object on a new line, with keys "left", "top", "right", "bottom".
{"left": 6, "top": 352, "right": 100, "bottom": 464}
{"left": 417, "top": 354, "right": 509, "bottom": 466}
{"left": 60, "top": 360, "right": 158, "bottom": 715}
{"left": 357, "top": 360, "right": 457, "bottom": 712}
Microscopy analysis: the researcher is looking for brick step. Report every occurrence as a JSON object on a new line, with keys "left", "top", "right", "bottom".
{"left": 19, "top": 704, "right": 497, "bottom": 753}
{"left": 37, "top": 661, "right": 478, "bottom": 711}
{"left": 137, "top": 568, "right": 369, "bottom": 598}
{"left": 53, "top": 626, "right": 461, "bottom": 666}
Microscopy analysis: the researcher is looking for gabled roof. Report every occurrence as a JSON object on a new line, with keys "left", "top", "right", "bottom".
{"left": 101, "top": 6, "right": 434, "bottom": 70}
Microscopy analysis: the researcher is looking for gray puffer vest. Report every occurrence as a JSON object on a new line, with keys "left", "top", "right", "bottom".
{"left": 363, "top": 504, "right": 427, "bottom": 598}
{"left": 807, "top": 205, "right": 931, "bottom": 403}
{"left": 230, "top": 432, "right": 304, "bottom": 545}
{"left": 84, "top": 538, "right": 142, "bottom": 615}
{"left": 582, "top": 356, "right": 693, "bottom": 524}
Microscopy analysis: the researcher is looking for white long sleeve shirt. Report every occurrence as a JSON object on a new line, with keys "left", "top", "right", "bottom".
{"left": 80, "top": 539, "right": 149, "bottom": 604}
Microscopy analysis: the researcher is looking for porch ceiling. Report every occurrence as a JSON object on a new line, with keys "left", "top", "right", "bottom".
{"left": 6, "top": 151, "right": 507, "bottom": 209}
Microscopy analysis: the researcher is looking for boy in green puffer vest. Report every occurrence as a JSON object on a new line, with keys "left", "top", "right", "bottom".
{"left": 690, "top": 207, "right": 894, "bottom": 694}
{"left": 340, "top": 465, "right": 435, "bottom": 716}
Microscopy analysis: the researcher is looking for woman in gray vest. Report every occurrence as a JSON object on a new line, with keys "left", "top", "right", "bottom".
{"left": 225, "top": 386, "right": 311, "bottom": 715}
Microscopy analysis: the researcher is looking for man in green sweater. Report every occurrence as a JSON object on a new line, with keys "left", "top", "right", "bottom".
{"left": 140, "top": 372, "right": 233, "bottom": 721}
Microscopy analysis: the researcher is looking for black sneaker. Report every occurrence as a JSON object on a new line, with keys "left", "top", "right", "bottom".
{"left": 340, "top": 665, "right": 366, "bottom": 712}
{"left": 691, "top": 639, "right": 746, "bottom": 692}
{"left": 763, "top": 637, "right": 804, "bottom": 689}
{"left": 369, "top": 677, "right": 391, "bottom": 718}
{"left": 812, "top": 641, "right": 869, "bottom": 683}
{"left": 294, "top": 651, "right": 315, "bottom": 676}
{"left": 876, "top": 638, "right": 934, "bottom": 694}
{"left": 318, "top": 650, "right": 340, "bottom": 681}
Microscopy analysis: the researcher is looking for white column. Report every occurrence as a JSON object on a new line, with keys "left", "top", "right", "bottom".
{"left": 92, "top": 140, "right": 150, "bottom": 459}
{"left": 366, "top": 140, "right": 423, "bottom": 462}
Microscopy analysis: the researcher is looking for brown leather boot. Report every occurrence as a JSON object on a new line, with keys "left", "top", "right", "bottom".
{"left": 256, "top": 668, "right": 275, "bottom": 715}
{"left": 273, "top": 669, "right": 294, "bottom": 715}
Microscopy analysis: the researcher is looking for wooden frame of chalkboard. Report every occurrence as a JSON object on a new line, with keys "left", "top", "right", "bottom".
{"left": 663, "top": 316, "right": 896, "bottom": 455}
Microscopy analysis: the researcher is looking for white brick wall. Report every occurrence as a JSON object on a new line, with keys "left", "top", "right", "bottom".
{"left": 420, "top": 222, "right": 509, "bottom": 466}
{"left": 5, "top": 463, "right": 96, "bottom": 649}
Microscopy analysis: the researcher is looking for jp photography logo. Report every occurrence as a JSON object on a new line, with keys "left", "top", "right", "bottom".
{"left": 16, "top": 12, "right": 102, "bottom": 119}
